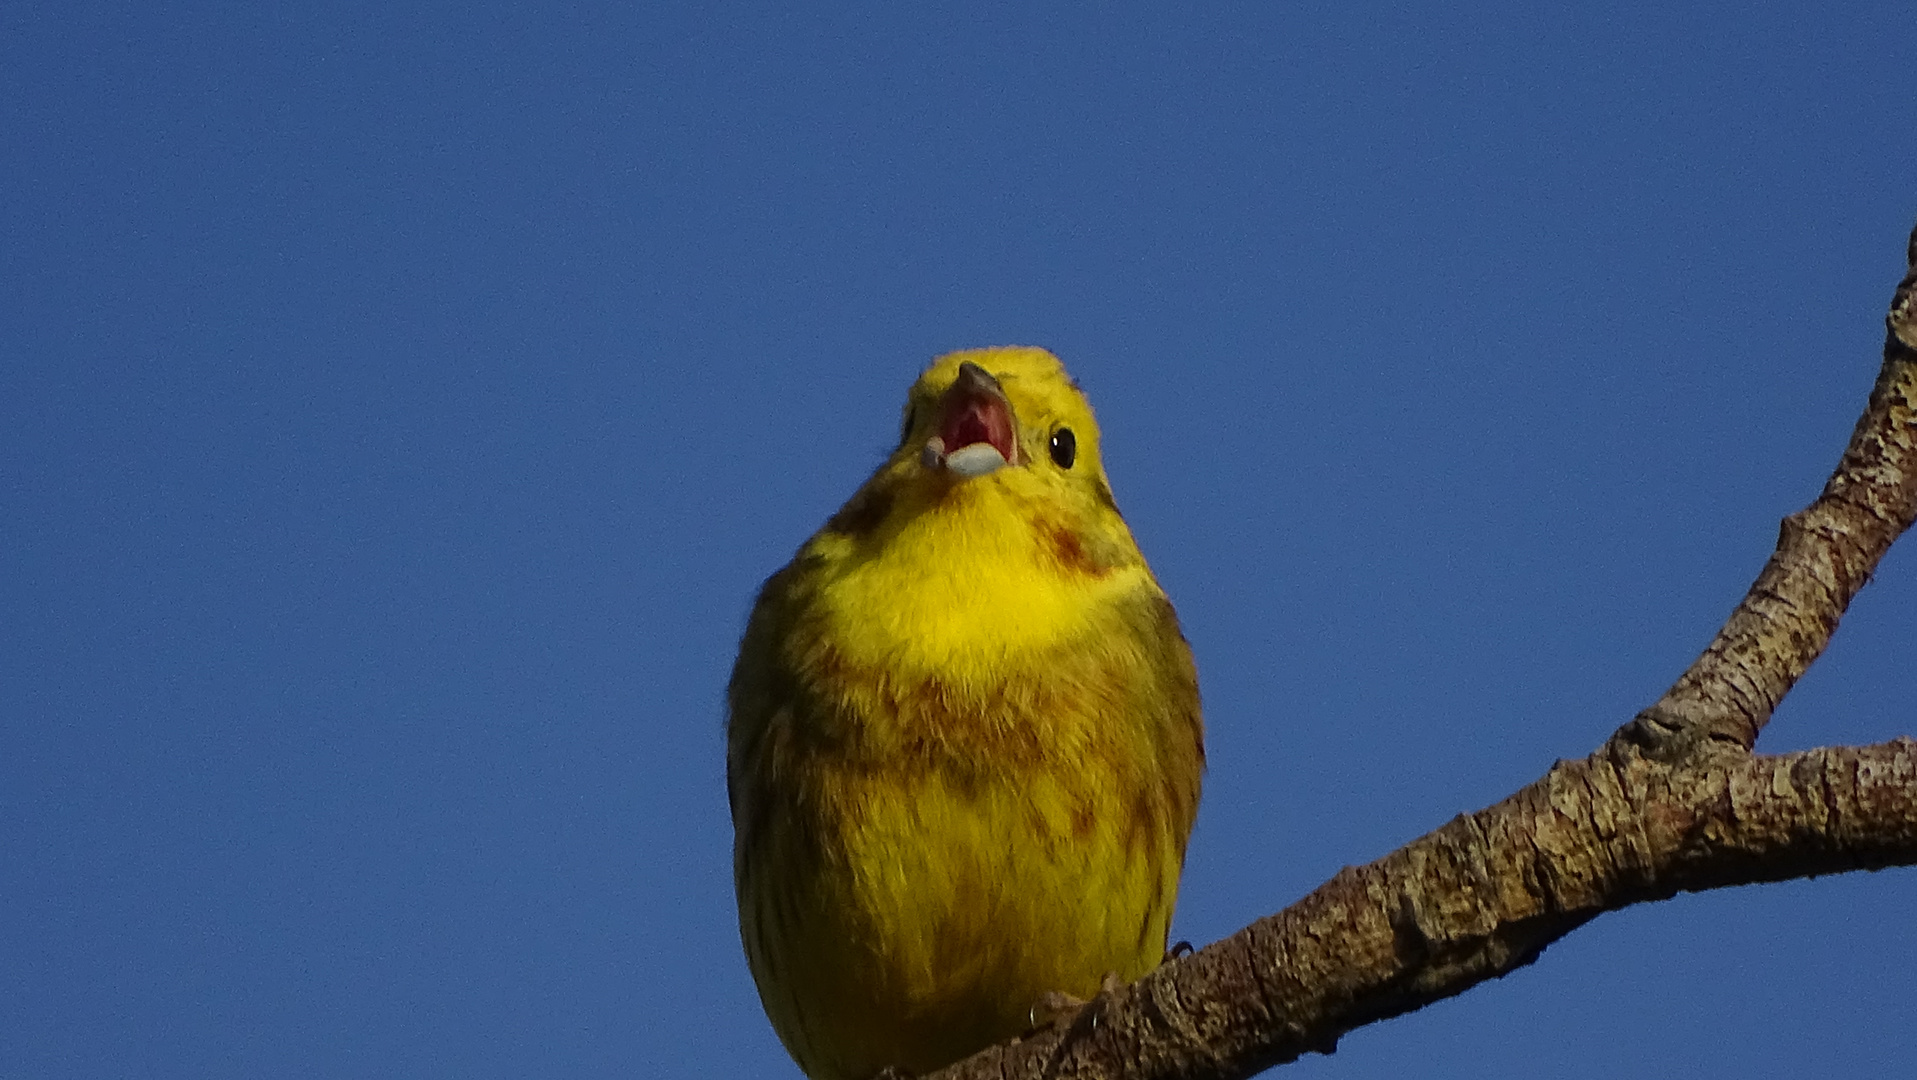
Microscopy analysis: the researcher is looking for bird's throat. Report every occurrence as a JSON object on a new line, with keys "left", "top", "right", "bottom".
{"left": 812, "top": 488, "right": 1146, "bottom": 679}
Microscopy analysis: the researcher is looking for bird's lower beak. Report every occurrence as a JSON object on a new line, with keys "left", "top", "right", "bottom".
{"left": 922, "top": 362, "right": 1019, "bottom": 478}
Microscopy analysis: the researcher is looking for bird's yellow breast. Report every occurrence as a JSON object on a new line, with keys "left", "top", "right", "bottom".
{"left": 807, "top": 475, "right": 1151, "bottom": 690}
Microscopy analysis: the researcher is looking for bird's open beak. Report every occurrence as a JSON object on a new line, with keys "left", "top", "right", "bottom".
{"left": 921, "top": 362, "right": 1019, "bottom": 478}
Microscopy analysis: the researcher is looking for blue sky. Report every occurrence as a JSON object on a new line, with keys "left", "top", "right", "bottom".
{"left": 4, "top": 3, "right": 1913, "bottom": 1078}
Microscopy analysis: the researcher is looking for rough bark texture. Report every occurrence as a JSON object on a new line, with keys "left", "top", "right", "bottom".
{"left": 926, "top": 223, "right": 1917, "bottom": 1080}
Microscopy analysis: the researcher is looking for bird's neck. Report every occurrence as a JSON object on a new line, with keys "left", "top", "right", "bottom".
{"left": 807, "top": 482, "right": 1149, "bottom": 681}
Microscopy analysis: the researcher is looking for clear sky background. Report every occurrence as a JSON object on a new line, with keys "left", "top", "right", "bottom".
{"left": 5, "top": 4, "right": 1914, "bottom": 1078}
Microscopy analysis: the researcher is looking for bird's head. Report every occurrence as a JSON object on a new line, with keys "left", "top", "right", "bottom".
{"left": 813, "top": 346, "right": 1140, "bottom": 582}
{"left": 897, "top": 346, "right": 1107, "bottom": 493}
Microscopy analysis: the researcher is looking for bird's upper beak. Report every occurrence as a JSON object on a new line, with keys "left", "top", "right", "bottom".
{"left": 921, "top": 362, "right": 1019, "bottom": 478}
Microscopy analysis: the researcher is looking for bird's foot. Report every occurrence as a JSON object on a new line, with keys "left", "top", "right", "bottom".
{"left": 1027, "top": 971, "right": 1125, "bottom": 1034}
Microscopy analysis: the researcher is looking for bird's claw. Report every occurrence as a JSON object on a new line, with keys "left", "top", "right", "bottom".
{"left": 1027, "top": 972, "right": 1125, "bottom": 1034}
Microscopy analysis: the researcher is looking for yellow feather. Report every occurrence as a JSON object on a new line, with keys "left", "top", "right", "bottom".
{"left": 729, "top": 347, "right": 1204, "bottom": 1079}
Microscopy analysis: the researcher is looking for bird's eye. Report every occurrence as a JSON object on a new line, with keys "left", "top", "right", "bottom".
{"left": 1048, "top": 427, "right": 1076, "bottom": 469}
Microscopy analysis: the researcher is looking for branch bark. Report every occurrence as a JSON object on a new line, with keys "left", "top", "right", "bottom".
{"left": 929, "top": 221, "right": 1917, "bottom": 1080}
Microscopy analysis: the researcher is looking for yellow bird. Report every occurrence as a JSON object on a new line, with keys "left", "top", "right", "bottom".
{"left": 727, "top": 347, "right": 1204, "bottom": 1079}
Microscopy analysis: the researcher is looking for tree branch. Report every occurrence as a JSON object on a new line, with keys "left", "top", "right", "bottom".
{"left": 1618, "top": 228, "right": 1917, "bottom": 761}
{"left": 928, "top": 222, "right": 1917, "bottom": 1080}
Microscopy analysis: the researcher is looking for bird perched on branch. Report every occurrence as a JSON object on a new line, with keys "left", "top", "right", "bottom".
{"left": 728, "top": 347, "right": 1205, "bottom": 1079}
